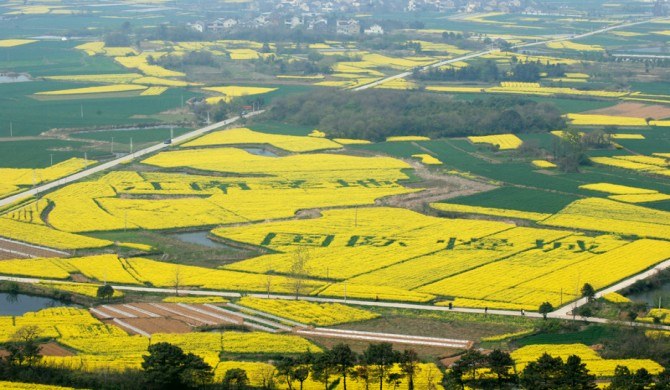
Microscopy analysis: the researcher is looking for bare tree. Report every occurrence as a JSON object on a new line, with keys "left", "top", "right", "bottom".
{"left": 174, "top": 265, "right": 181, "bottom": 296}
{"left": 259, "top": 365, "right": 277, "bottom": 389}
{"left": 290, "top": 248, "right": 311, "bottom": 298}
{"left": 266, "top": 274, "right": 272, "bottom": 298}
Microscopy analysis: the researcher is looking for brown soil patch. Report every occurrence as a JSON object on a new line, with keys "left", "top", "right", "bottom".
{"left": 122, "top": 317, "right": 192, "bottom": 334}
{"left": 0, "top": 238, "right": 66, "bottom": 259}
{"left": 586, "top": 102, "right": 670, "bottom": 119}
{"left": 305, "top": 335, "right": 461, "bottom": 359}
{"left": 39, "top": 342, "right": 74, "bottom": 357}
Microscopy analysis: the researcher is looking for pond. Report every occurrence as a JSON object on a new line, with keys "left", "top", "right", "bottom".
{"left": 244, "top": 148, "right": 278, "bottom": 157}
{"left": 0, "top": 293, "right": 76, "bottom": 316}
{"left": 626, "top": 281, "right": 670, "bottom": 308}
{"left": 171, "top": 231, "right": 234, "bottom": 249}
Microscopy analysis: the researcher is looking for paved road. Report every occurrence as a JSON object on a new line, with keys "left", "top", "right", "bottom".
{"left": 552, "top": 258, "right": 670, "bottom": 317}
{"left": 354, "top": 18, "right": 662, "bottom": 91}
{"left": 4, "top": 274, "right": 670, "bottom": 332}
{"left": 0, "top": 111, "right": 263, "bottom": 208}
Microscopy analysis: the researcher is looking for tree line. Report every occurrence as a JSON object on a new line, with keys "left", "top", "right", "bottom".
{"left": 413, "top": 60, "right": 566, "bottom": 83}
{"left": 4, "top": 333, "right": 670, "bottom": 390}
{"left": 267, "top": 90, "right": 565, "bottom": 142}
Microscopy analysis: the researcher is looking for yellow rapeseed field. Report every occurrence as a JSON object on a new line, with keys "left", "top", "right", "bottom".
{"left": 532, "top": 160, "right": 557, "bottom": 169}
{"left": 0, "top": 218, "right": 112, "bottom": 250}
{"left": 411, "top": 154, "right": 443, "bottom": 165}
{"left": 567, "top": 114, "right": 670, "bottom": 126}
{"left": 45, "top": 73, "right": 143, "bottom": 84}
{"left": 511, "top": 344, "right": 662, "bottom": 377}
{"left": 540, "top": 197, "right": 670, "bottom": 240}
{"left": 609, "top": 193, "right": 670, "bottom": 203}
{"left": 579, "top": 183, "right": 659, "bottom": 195}
{"left": 36, "top": 84, "right": 147, "bottom": 96}
{"left": 546, "top": 41, "right": 603, "bottom": 51}
{"left": 216, "top": 206, "right": 512, "bottom": 281}
{"left": 204, "top": 86, "right": 277, "bottom": 104}
{"left": 140, "top": 86, "right": 168, "bottom": 96}
{"left": 419, "top": 235, "right": 670, "bottom": 308}
{"left": 468, "top": 134, "right": 523, "bottom": 150}
{"left": 238, "top": 297, "right": 379, "bottom": 325}
{"left": 431, "top": 203, "right": 551, "bottom": 221}
{"left": 386, "top": 136, "right": 430, "bottom": 142}
{"left": 182, "top": 127, "right": 342, "bottom": 152}
{"left": 0, "top": 39, "right": 37, "bottom": 47}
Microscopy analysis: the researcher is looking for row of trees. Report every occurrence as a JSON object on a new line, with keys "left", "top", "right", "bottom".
{"left": 268, "top": 90, "right": 565, "bottom": 142}
{"left": 448, "top": 348, "right": 670, "bottom": 390}
{"left": 4, "top": 327, "right": 670, "bottom": 390}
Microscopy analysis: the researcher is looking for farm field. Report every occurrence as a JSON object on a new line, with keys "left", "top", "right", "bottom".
{"left": 3, "top": 1, "right": 670, "bottom": 388}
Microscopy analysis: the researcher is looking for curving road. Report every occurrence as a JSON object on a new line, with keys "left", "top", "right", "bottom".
{"left": 0, "top": 111, "right": 263, "bottom": 209}
{"left": 354, "top": 18, "right": 664, "bottom": 91}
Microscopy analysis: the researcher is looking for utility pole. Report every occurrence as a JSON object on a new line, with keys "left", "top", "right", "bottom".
{"left": 130, "top": 137, "right": 133, "bottom": 154}
{"left": 80, "top": 104, "right": 84, "bottom": 119}
{"left": 9, "top": 122, "right": 12, "bottom": 137}
{"left": 344, "top": 282, "right": 348, "bottom": 302}
{"left": 170, "top": 126, "right": 174, "bottom": 139}
{"left": 111, "top": 137, "right": 114, "bottom": 154}
{"left": 50, "top": 154, "right": 53, "bottom": 167}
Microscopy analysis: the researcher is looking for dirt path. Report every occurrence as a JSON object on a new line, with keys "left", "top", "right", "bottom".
{"left": 377, "top": 160, "right": 496, "bottom": 211}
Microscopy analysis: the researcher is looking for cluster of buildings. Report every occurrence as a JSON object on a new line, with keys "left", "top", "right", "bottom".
{"left": 406, "top": 0, "right": 523, "bottom": 12}
{"left": 190, "top": 15, "right": 384, "bottom": 36}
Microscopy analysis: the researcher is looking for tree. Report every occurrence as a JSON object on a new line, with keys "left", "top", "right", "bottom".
{"left": 554, "top": 128, "right": 585, "bottom": 173}
{"left": 488, "top": 349, "right": 515, "bottom": 388}
{"left": 581, "top": 283, "right": 596, "bottom": 302}
{"left": 290, "top": 248, "right": 310, "bottom": 298}
{"left": 97, "top": 284, "right": 115, "bottom": 301}
{"left": 276, "top": 357, "right": 297, "bottom": 390}
{"left": 520, "top": 353, "right": 564, "bottom": 390}
{"left": 5, "top": 326, "right": 42, "bottom": 367}
{"left": 223, "top": 368, "right": 250, "bottom": 390}
{"left": 386, "top": 372, "right": 403, "bottom": 390}
{"left": 608, "top": 365, "right": 633, "bottom": 389}
{"left": 173, "top": 265, "right": 181, "bottom": 296}
{"left": 561, "top": 355, "right": 597, "bottom": 389}
{"left": 141, "top": 342, "right": 213, "bottom": 389}
{"left": 312, "top": 353, "right": 336, "bottom": 390}
{"left": 259, "top": 365, "right": 277, "bottom": 390}
{"left": 363, "top": 343, "right": 398, "bottom": 390}
{"left": 352, "top": 365, "right": 372, "bottom": 390}
{"left": 539, "top": 302, "right": 554, "bottom": 319}
{"left": 451, "top": 349, "right": 487, "bottom": 388}
{"left": 329, "top": 343, "right": 358, "bottom": 390}
{"left": 632, "top": 368, "right": 653, "bottom": 390}
{"left": 292, "top": 366, "right": 310, "bottom": 390}
{"left": 654, "top": 369, "right": 670, "bottom": 390}
{"left": 399, "top": 349, "right": 421, "bottom": 390}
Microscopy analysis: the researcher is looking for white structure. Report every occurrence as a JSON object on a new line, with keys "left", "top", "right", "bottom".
{"left": 364, "top": 24, "right": 384, "bottom": 35}
{"left": 336, "top": 19, "right": 360, "bottom": 35}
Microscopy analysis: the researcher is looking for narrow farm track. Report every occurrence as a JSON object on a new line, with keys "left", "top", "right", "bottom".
{"left": 354, "top": 17, "right": 666, "bottom": 91}
{"left": 0, "top": 111, "right": 264, "bottom": 209}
